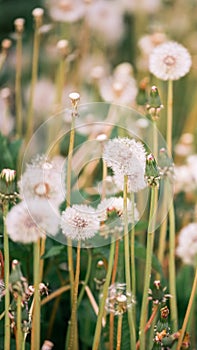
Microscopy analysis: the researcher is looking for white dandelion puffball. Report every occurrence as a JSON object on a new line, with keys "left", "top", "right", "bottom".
{"left": 48, "top": 0, "right": 86, "bottom": 23}
{"left": 103, "top": 137, "right": 146, "bottom": 192}
{"left": 61, "top": 204, "right": 100, "bottom": 241}
{"left": 176, "top": 223, "right": 197, "bottom": 265}
{"left": 113, "top": 169, "right": 147, "bottom": 193}
{"left": 6, "top": 200, "right": 60, "bottom": 244}
{"left": 149, "top": 41, "right": 192, "bottom": 81}
{"left": 18, "top": 155, "right": 66, "bottom": 207}
{"left": 86, "top": 0, "right": 124, "bottom": 44}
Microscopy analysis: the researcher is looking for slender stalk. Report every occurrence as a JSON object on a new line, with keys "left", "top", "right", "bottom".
{"left": 130, "top": 192, "right": 136, "bottom": 303}
{"left": 166, "top": 79, "right": 178, "bottom": 332}
{"left": 168, "top": 202, "right": 178, "bottom": 332}
{"left": 136, "top": 304, "right": 159, "bottom": 350}
{"left": 176, "top": 266, "right": 197, "bottom": 350}
{"left": 167, "top": 80, "right": 173, "bottom": 155}
{"left": 25, "top": 22, "right": 41, "bottom": 144}
{"left": 15, "top": 32, "right": 23, "bottom": 138}
{"left": 153, "top": 121, "right": 158, "bottom": 161}
{"left": 139, "top": 186, "right": 157, "bottom": 350}
{"left": 3, "top": 201, "right": 10, "bottom": 350}
{"left": 156, "top": 184, "right": 168, "bottom": 280}
{"left": 39, "top": 236, "right": 46, "bottom": 281}
{"left": 116, "top": 314, "right": 123, "bottom": 350}
{"left": 66, "top": 116, "right": 76, "bottom": 301}
{"left": 31, "top": 240, "right": 41, "bottom": 350}
{"left": 123, "top": 175, "right": 136, "bottom": 349}
{"left": 16, "top": 294, "right": 22, "bottom": 350}
{"left": 67, "top": 242, "right": 81, "bottom": 350}
{"left": 92, "top": 240, "right": 115, "bottom": 350}
{"left": 41, "top": 285, "right": 71, "bottom": 305}
{"left": 109, "top": 239, "right": 120, "bottom": 350}
{"left": 77, "top": 249, "right": 92, "bottom": 307}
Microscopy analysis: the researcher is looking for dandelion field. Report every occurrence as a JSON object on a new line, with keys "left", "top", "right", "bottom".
{"left": 0, "top": 1, "right": 197, "bottom": 349}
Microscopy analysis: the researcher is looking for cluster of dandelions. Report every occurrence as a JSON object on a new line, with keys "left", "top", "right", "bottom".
{"left": 6, "top": 137, "right": 147, "bottom": 245}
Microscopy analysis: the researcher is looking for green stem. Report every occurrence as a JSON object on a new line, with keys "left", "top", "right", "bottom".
{"left": 123, "top": 176, "right": 136, "bottom": 349}
{"left": 66, "top": 116, "right": 76, "bottom": 302}
{"left": 139, "top": 186, "right": 157, "bottom": 350}
{"left": 15, "top": 33, "right": 23, "bottom": 138}
{"left": 25, "top": 23, "right": 41, "bottom": 144}
{"left": 3, "top": 201, "right": 10, "bottom": 350}
{"left": 156, "top": 183, "right": 167, "bottom": 280}
{"left": 77, "top": 249, "right": 92, "bottom": 307}
{"left": 130, "top": 192, "right": 136, "bottom": 300}
{"left": 153, "top": 120, "right": 158, "bottom": 161}
{"left": 167, "top": 80, "right": 173, "bottom": 155}
{"left": 169, "top": 202, "right": 178, "bottom": 331}
{"left": 92, "top": 240, "right": 115, "bottom": 350}
{"left": 176, "top": 266, "right": 197, "bottom": 350}
{"left": 16, "top": 294, "right": 22, "bottom": 350}
{"left": 116, "top": 314, "right": 123, "bottom": 350}
{"left": 31, "top": 241, "right": 41, "bottom": 350}
{"left": 67, "top": 242, "right": 81, "bottom": 350}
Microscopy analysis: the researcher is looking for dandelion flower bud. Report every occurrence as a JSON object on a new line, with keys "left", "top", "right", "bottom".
{"left": 1, "top": 39, "right": 12, "bottom": 51}
{"left": 57, "top": 39, "right": 69, "bottom": 58}
{"left": 0, "top": 169, "right": 16, "bottom": 184}
{"left": 14, "top": 18, "right": 25, "bottom": 33}
{"left": 32, "top": 8, "right": 44, "bottom": 26}
{"left": 69, "top": 92, "right": 80, "bottom": 107}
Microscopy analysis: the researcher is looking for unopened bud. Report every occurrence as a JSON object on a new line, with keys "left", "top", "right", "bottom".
{"left": 14, "top": 18, "right": 25, "bottom": 33}
{"left": 69, "top": 92, "right": 80, "bottom": 115}
{"left": 1, "top": 39, "right": 12, "bottom": 51}
{"left": 57, "top": 39, "right": 69, "bottom": 58}
{"left": 32, "top": 8, "right": 44, "bottom": 26}
{"left": 0, "top": 169, "right": 16, "bottom": 184}
{"left": 147, "top": 85, "right": 164, "bottom": 120}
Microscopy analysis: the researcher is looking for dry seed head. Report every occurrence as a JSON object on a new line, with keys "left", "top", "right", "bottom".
{"left": 69, "top": 92, "right": 80, "bottom": 108}
{"left": 14, "top": 18, "right": 25, "bottom": 33}
{"left": 57, "top": 39, "right": 69, "bottom": 57}
{"left": 1, "top": 39, "right": 12, "bottom": 51}
{"left": 32, "top": 7, "right": 44, "bottom": 18}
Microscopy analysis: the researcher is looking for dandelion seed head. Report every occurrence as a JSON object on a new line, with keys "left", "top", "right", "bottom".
{"left": 176, "top": 223, "right": 197, "bottom": 265}
{"left": 149, "top": 41, "right": 192, "bottom": 81}
{"left": 6, "top": 200, "right": 59, "bottom": 243}
{"left": 61, "top": 204, "right": 99, "bottom": 241}
{"left": 103, "top": 137, "right": 146, "bottom": 183}
{"left": 18, "top": 155, "right": 66, "bottom": 207}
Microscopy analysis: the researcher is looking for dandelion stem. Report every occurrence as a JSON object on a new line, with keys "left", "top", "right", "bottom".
{"left": 116, "top": 314, "right": 123, "bottom": 350}
{"left": 167, "top": 80, "right": 173, "bottom": 155}
{"left": 16, "top": 294, "right": 22, "bottom": 350}
{"left": 176, "top": 266, "right": 197, "bottom": 350}
{"left": 39, "top": 236, "right": 46, "bottom": 281}
{"left": 92, "top": 240, "right": 115, "bottom": 350}
{"left": 156, "top": 185, "right": 167, "bottom": 280}
{"left": 77, "top": 249, "right": 92, "bottom": 307}
{"left": 136, "top": 304, "right": 159, "bottom": 350}
{"left": 31, "top": 240, "right": 41, "bottom": 350}
{"left": 68, "top": 242, "right": 81, "bottom": 350}
{"left": 153, "top": 121, "right": 158, "bottom": 161}
{"left": 109, "top": 239, "right": 120, "bottom": 350}
{"left": 130, "top": 191, "right": 136, "bottom": 307}
{"left": 66, "top": 115, "right": 75, "bottom": 301}
{"left": 3, "top": 201, "right": 10, "bottom": 350}
{"left": 139, "top": 186, "right": 157, "bottom": 350}
{"left": 168, "top": 202, "right": 178, "bottom": 332}
{"left": 166, "top": 79, "right": 178, "bottom": 331}
{"left": 25, "top": 21, "right": 41, "bottom": 144}
{"left": 123, "top": 175, "right": 136, "bottom": 349}
{"left": 15, "top": 32, "right": 23, "bottom": 138}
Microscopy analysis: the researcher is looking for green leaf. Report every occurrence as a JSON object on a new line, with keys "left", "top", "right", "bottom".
{"left": 41, "top": 245, "right": 65, "bottom": 259}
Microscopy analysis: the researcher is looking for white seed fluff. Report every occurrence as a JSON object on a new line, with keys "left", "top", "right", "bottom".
{"left": 149, "top": 41, "right": 192, "bottom": 81}
{"left": 61, "top": 204, "right": 100, "bottom": 241}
